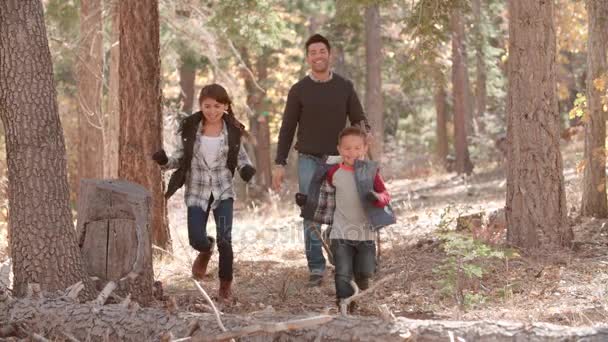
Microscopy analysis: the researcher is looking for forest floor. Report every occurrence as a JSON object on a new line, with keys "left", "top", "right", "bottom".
{"left": 1, "top": 135, "right": 606, "bottom": 328}
{"left": 153, "top": 135, "right": 608, "bottom": 327}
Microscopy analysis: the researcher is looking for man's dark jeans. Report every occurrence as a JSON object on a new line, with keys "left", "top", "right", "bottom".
{"left": 187, "top": 196, "right": 234, "bottom": 281}
{"left": 331, "top": 239, "right": 376, "bottom": 299}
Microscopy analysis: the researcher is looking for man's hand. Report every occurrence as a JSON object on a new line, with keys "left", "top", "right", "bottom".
{"left": 272, "top": 165, "right": 285, "bottom": 191}
{"left": 152, "top": 149, "right": 168, "bottom": 166}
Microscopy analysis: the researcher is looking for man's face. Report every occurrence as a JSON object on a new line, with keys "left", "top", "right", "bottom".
{"left": 306, "top": 42, "right": 330, "bottom": 74}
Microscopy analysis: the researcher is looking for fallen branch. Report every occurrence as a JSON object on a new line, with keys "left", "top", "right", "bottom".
{"left": 310, "top": 225, "right": 334, "bottom": 265}
{"left": 198, "top": 315, "right": 333, "bottom": 342}
{"left": 191, "top": 279, "right": 227, "bottom": 334}
{"left": 93, "top": 281, "right": 116, "bottom": 306}
{"left": 340, "top": 273, "right": 398, "bottom": 315}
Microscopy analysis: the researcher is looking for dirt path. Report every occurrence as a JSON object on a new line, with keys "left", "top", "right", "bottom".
{"left": 156, "top": 140, "right": 608, "bottom": 326}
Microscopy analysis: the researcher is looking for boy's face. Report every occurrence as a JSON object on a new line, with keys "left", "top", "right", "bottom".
{"left": 337, "top": 135, "right": 368, "bottom": 166}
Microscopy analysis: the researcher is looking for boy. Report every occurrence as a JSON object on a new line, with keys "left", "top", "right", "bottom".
{"left": 297, "top": 126, "right": 396, "bottom": 312}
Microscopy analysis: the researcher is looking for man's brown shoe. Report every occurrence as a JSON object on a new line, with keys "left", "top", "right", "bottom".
{"left": 218, "top": 279, "right": 232, "bottom": 300}
{"left": 192, "top": 237, "right": 214, "bottom": 280}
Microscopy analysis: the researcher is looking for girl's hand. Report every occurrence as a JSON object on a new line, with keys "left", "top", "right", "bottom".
{"left": 239, "top": 165, "right": 256, "bottom": 182}
{"left": 152, "top": 150, "right": 168, "bottom": 165}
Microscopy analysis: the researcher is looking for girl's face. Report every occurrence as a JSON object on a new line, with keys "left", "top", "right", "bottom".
{"left": 200, "top": 97, "right": 228, "bottom": 124}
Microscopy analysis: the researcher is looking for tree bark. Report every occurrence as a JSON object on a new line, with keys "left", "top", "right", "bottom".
{"left": 434, "top": 70, "right": 449, "bottom": 166}
{"left": 104, "top": 0, "right": 120, "bottom": 179}
{"left": 365, "top": 4, "right": 384, "bottom": 161}
{"left": 506, "top": 0, "right": 573, "bottom": 251}
{"left": 0, "top": 0, "right": 93, "bottom": 297}
{"left": 581, "top": 0, "right": 608, "bottom": 218}
{"left": 118, "top": 0, "right": 171, "bottom": 250}
{"left": 242, "top": 49, "right": 272, "bottom": 191}
{"left": 473, "top": 0, "right": 487, "bottom": 132}
{"left": 330, "top": 0, "right": 349, "bottom": 79}
{"left": 3, "top": 291, "right": 608, "bottom": 341}
{"left": 451, "top": 7, "right": 474, "bottom": 175}
{"left": 77, "top": 0, "right": 104, "bottom": 186}
{"left": 178, "top": 60, "right": 196, "bottom": 114}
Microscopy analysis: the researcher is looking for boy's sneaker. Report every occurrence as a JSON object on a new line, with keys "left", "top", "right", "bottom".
{"left": 307, "top": 274, "right": 323, "bottom": 287}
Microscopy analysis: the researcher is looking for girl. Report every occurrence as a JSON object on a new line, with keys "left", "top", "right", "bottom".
{"left": 153, "top": 84, "right": 255, "bottom": 301}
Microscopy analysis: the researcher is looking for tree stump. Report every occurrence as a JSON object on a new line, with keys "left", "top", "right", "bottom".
{"left": 76, "top": 179, "right": 154, "bottom": 305}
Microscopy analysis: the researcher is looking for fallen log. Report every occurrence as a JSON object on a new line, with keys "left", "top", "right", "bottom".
{"left": 1, "top": 286, "right": 608, "bottom": 341}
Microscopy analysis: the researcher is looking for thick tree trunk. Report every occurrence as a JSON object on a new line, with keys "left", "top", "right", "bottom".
{"left": 0, "top": 0, "right": 93, "bottom": 297}
{"left": 434, "top": 71, "right": 449, "bottom": 166}
{"left": 473, "top": 0, "right": 487, "bottom": 132}
{"left": 581, "top": 0, "right": 608, "bottom": 218}
{"left": 78, "top": 0, "right": 104, "bottom": 186}
{"left": 451, "top": 8, "right": 474, "bottom": 175}
{"left": 104, "top": 1, "right": 120, "bottom": 179}
{"left": 506, "top": 0, "right": 573, "bottom": 251}
{"left": 3, "top": 291, "right": 608, "bottom": 341}
{"left": 178, "top": 61, "right": 196, "bottom": 114}
{"left": 118, "top": 0, "right": 171, "bottom": 250}
{"left": 365, "top": 4, "right": 384, "bottom": 161}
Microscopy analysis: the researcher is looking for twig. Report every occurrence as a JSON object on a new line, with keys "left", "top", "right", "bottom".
{"left": 198, "top": 316, "right": 333, "bottom": 342}
{"left": 340, "top": 273, "right": 398, "bottom": 315}
{"left": 310, "top": 225, "right": 334, "bottom": 265}
{"left": 61, "top": 331, "right": 82, "bottom": 342}
{"left": 340, "top": 280, "right": 359, "bottom": 315}
{"left": 93, "top": 281, "right": 116, "bottom": 306}
{"left": 191, "top": 279, "right": 228, "bottom": 334}
{"left": 66, "top": 281, "right": 85, "bottom": 300}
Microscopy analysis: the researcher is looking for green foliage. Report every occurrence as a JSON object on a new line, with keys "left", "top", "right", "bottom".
{"left": 433, "top": 206, "right": 519, "bottom": 310}
{"left": 569, "top": 93, "right": 587, "bottom": 120}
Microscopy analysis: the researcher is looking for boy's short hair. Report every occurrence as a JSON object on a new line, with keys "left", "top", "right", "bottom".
{"left": 339, "top": 126, "right": 367, "bottom": 144}
{"left": 305, "top": 34, "right": 331, "bottom": 54}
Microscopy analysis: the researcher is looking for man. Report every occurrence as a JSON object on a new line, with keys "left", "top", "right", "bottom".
{"left": 272, "top": 34, "right": 370, "bottom": 287}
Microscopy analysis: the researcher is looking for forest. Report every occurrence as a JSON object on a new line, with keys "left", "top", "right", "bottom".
{"left": 0, "top": 0, "right": 608, "bottom": 341}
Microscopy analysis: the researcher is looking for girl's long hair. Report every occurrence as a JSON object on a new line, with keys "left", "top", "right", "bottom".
{"left": 198, "top": 84, "right": 249, "bottom": 137}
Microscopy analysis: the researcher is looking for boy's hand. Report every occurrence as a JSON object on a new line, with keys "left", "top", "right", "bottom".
{"left": 295, "top": 193, "right": 308, "bottom": 207}
{"left": 152, "top": 150, "right": 168, "bottom": 165}
{"left": 272, "top": 165, "right": 285, "bottom": 191}
{"left": 239, "top": 165, "right": 256, "bottom": 182}
{"left": 365, "top": 191, "right": 380, "bottom": 202}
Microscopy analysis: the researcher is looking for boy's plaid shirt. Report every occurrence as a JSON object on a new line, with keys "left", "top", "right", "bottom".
{"left": 165, "top": 122, "right": 252, "bottom": 210}
{"left": 313, "top": 178, "right": 336, "bottom": 225}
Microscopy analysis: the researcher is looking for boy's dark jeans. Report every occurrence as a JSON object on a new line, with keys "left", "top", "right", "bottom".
{"left": 187, "top": 196, "right": 234, "bottom": 281}
{"left": 331, "top": 239, "right": 376, "bottom": 299}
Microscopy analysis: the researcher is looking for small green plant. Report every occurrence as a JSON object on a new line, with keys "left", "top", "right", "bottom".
{"left": 433, "top": 206, "right": 519, "bottom": 310}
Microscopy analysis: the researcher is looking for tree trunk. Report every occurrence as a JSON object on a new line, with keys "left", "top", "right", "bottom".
{"left": 365, "top": 4, "right": 384, "bottom": 161}
{"left": 3, "top": 291, "right": 608, "bottom": 341}
{"left": 473, "top": 0, "right": 487, "bottom": 132}
{"left": 104, "top": 1, "right": 120, "bottom": 179}
{"left": 77, "top": 0, "right": 104, "bottom": 186}
{"left": 330, "top": 0, "right": 349, "bottom": 79}
{"left": 434, "top": 70, "right": 449, "bottom": 166}
{"left": 178, "top": 60, "right": 196, "bottom": 114}
{"left": 581, "top": 0, "right": 608, "bottom": 218}
{"left": 0, "top": 0, "right": 93, "bottom": 298}
{"left": 506, "top": 0, "right": 573, "bottom": 251}
{"left": 242, "top": 49, "right": 272, "bottom": 191}
{"left": 118, "top": 0, "right": 171, "bottom": 250}
{"left": 451, "top": 8, "right": 474, "bottom": 175}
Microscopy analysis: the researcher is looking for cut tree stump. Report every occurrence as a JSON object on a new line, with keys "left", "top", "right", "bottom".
{"left": 76, "top": 179, "right": 154, "bottom": 305}
{"left": 1, "top": 286, "right": 608, "bottom": 342}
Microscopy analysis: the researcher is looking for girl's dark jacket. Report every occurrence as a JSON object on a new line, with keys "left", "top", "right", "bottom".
{"left": 301, "top": 159, "right": 396, "bottom": 231}
{"left": 164, "top": 111, "right": 243, "bottom": 199}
